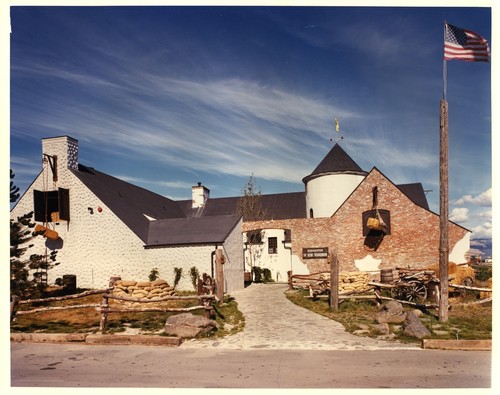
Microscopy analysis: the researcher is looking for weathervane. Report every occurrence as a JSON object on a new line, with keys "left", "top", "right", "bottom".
{"left": 329, "top": 117, "right": 344, "bottom": 144}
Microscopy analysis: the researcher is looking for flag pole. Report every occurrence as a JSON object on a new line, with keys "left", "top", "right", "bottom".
{"left": 438, "top": 21, "right": 449, "bottom": 322}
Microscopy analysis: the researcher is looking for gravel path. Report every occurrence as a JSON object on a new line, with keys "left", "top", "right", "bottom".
{"left": 180, "top": 283, "right": 418, "bottom": 350}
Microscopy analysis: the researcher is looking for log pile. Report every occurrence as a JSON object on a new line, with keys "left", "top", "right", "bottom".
{"left": 112, "top": 279, "right": 176, "bottom": 306}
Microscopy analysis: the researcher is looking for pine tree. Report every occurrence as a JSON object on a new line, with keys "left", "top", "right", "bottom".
{"left": 10, "top": 170, "right": 59, "bottom": 298}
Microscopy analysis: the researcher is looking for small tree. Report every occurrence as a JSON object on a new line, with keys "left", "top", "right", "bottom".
{"left": 10, "top": 212, "right": 59, "bottom": 298}
{"left": 189, "top": 266, "right": 199, "bottom": 290}
{"left": 236, "top": 174, "right": 267, "bottom": 271}
{"left": 10, "top": 169, "right": 20, "bottom": 203}
{"left": 149, "top": 268, "right": 160, "bottom": 282}
{"left": 173, "top": 267, "right": 183, "bottom": 289}
{"left": 10, "top": 173, "right": 59, "bottom": 298}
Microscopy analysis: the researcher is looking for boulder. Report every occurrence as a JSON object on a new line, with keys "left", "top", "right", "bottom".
{"left": 164, "top": 313, "right": 218, "bottom": 338}
{"left": 376, "top": 300, "right": 407, "bottom": 324}
{"left": 371, "top": 322, "right": 390, "bottom": 335}
{"left": 403, "top": 310, "right": 431, "bottom": 339}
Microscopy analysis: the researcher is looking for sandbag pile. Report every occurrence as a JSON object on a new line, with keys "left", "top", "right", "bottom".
{"left": 293, "top": 271, "right": 371, "bottom": 294}
{"left": 338, "top": 271, "right": 371, "bottom": 293}
{"left": 112, "top": 279, "right": 176, "bottom": 305}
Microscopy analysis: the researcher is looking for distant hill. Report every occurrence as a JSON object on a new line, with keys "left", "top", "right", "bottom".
{"left": 470, "top": 238, "right": 492, "bottom": 259}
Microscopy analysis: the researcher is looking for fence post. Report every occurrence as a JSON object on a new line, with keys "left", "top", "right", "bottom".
{"left": 215, "top": 249, "right": 225, "bottom": 303}
{"left": 99, "top": 294, "right": 109, "bottom": 333}
{"left": 10, "top": 295, "right": 19, "bottom": 322}
{"left": 329, "top": 251, "right": 339, "bottom": 311}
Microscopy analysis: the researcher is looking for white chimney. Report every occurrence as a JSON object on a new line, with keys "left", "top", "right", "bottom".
{"left": 192, "top": 182, "right": 210, "bottom": 209}
{"left": 41, "top": 136, "right": 79, "bottom": 171}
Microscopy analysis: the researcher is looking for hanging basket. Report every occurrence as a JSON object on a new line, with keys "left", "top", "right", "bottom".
{"left": 367, "top": 216, "right": 386, "bottom": 231}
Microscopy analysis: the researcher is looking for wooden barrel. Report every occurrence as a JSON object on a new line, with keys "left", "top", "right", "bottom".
{"left": 380, "top": 268, "right": 393, "bottom": 283}
{"left": 63, "top": 275, "right": 77, "bottom": 293}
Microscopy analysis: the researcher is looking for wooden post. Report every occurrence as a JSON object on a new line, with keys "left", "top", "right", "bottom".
{"left": 439, "top": 98, "right": 449, "bottom": 322}
{"left": 329, "top": 252, "right": 339, "bottom": 311}
{"left": 10, "top": 295, "right": 19, "bottom": 321}
{"left": 215, "top": 249, "right": 225, "bottom": 303}
{"left": 99, "top": 294, "right": 109, "bottom": 332}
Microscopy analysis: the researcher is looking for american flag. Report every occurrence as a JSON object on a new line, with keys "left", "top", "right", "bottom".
{"left": 444, "top": 23, "right": 489, "bottom": 62}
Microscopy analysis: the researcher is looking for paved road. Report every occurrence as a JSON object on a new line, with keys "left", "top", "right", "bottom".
{"left": 181, "top": 282, "right": 418, "bottom": 350}
{"left": 10, "top": 343, "right": 492, "bottom": 388}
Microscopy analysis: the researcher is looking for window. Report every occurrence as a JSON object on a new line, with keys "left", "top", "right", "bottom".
{"left": 34, "top": 188, "right": 70, "bottom": 222}
{"left": 309, "top": 208, "right": 314, "bottom": 218}
{"left": 268, "top": 237, "right": 278, "bottom": 254}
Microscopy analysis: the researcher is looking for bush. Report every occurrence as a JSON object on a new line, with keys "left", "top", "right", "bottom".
{"left": 252, "top": 266, "right": 262, "bottom": 283}
{"left": 189, "top": 266, "right": 199, "bottom": 290}
{"left": 262, "top": 268, "right": 273, "bottom": 283}
{"left": 148, "top": 268, "right": 159, "bottom": 282}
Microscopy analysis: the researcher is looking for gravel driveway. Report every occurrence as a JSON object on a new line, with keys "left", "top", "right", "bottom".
{"left": 181, "top": 283, "right": 418, "bottom": 350}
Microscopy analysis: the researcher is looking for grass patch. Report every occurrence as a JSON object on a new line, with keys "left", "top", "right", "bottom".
{"left": 11, "top": 291, "right": 245, "bottom": 338}
{"left": 285, "top": 289, "right": 492, "bottom": 344}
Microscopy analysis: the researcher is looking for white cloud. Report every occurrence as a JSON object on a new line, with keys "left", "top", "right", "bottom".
{"left": 453, "top": 188, "right": 492, "bottom": 207}
{"left": 449, "top": 207, "right": 469, "bottom": 223}
{"left": 471, "top": 221, "right": 492, "bottom": 238}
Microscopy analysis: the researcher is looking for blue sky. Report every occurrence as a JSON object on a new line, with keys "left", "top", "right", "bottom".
{"left": 7, "top": 3, "right": 493, "bottom": 240}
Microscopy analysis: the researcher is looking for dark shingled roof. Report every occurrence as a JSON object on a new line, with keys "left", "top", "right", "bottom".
{"left": 303, "top": 144, "right": 367, "bottom": 183}
{"left": 396, "top": 183, "right": 430, "bottom": 210}
{"left": 72, "top": 164, "right": 186, "bottom": 243}
{"left": 146, "top": 215, "right": 241, "bottom": 246}
{"left": 177, "top": 192, "right": 306, "bottom": 220}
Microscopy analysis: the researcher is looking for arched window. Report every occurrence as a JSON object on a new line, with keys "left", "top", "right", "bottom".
{"left": 309, "top": 208, "right": 314, "bottom": 218}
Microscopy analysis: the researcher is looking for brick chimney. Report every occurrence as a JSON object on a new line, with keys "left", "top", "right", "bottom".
{"left": 192, "top": 182, "right": 210, "bottom": 209}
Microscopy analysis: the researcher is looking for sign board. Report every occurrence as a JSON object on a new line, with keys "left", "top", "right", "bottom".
{"left": 302, "top": 247, "right": 329, "bottom": 259}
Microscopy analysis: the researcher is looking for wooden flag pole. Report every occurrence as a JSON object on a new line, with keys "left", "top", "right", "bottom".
{"left": 438, "top": 22, "right": 450, "bottom": 322}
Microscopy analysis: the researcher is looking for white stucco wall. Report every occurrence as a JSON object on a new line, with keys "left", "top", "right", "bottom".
{"left": 305, "top": 173, "right": 365, "bottom": 218}
{"left": 449, "top": 232, "right": 471, "bottom": 264}
{"left": 11, "top": 137, "right": 244, "bottom": 292}
{"left": 243, "top": 228, "right": 309, "bottom": 281}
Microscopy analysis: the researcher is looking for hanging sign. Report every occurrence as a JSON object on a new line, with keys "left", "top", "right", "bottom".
{"left": 302, "top": 247, "right": 329, "bottom": 259}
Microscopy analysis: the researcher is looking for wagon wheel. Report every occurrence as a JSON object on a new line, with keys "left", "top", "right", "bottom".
{"left": 401, "top": 281, "right": 427, "bottom": 303}
{"left": 390, "top": 285, "right": 400, "bottom": 299}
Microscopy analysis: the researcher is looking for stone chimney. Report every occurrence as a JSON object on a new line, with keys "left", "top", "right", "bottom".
{"left": 41, "top": 136, "right": 79, "bottom": 172}
{"left": 192, "top": 182, "right": 210, "bottom": 209}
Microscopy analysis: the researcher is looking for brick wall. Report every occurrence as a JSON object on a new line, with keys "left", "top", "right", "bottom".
{"left": 244, "top": 168, "right": 469, "bottom": 275}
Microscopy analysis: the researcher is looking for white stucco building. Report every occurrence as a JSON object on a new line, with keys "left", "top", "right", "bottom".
{"left": 11, "top": 135, "right": 471, "bottom": 291}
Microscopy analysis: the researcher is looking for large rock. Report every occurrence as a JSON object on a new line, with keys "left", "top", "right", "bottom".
{"left": 403, "top": 310, "right": 431, "bottom": 339}
{"left": 164, "top": 313, "right": 218, "bottom": 338}
{"left": 376, "top": 300, "right": 407, "bottom": 324}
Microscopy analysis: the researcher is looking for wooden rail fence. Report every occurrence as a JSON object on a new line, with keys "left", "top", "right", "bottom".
{"left": 11, "top": 275, "right": 218, "bottom": 333}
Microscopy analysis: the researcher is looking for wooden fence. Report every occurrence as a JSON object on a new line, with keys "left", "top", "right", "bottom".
{"left": 11, "top": 275, "right": 218, "bottom": 333}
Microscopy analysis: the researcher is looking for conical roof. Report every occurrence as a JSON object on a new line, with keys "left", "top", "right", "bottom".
{"left": 302, "top": 144, "right": 366, "bottom": 183}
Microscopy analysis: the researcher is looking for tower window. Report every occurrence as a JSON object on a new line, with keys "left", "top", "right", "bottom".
{"left": 309, "top": 208, "right": 314, "bottom": 218}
